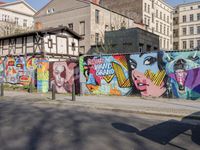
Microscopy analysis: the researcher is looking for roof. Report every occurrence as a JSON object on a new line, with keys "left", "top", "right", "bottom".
{"left": 0, "top": 26, "right": 83, "bottom": 40}
{"left": 175, "top": 0, "right": 200, "bottom": 8}
{"left": 0, "top": 0, "right": 36, "bottom": 13}
{"left": 35, "top": 0, "right": 135, "bottom": 22}
{"left": 0, "top": 2, "right": 6, "bottom": 5}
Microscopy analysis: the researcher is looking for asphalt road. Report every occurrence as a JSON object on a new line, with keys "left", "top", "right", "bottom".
{"left": 0, "top": 99, "right": 200, "bottom": 150}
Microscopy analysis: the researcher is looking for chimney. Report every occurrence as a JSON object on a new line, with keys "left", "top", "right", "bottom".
{"left": 91, "top": 0, "right": 100, "bottom": 4}
{"left": 35, "top": 22, "right": 43, "bottom": 30}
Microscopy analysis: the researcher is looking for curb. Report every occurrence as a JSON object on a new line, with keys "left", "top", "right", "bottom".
{"left": 34, "top": 98, "right": 200, "bottom": 121}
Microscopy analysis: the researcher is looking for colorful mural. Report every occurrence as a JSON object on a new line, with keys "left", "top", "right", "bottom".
{"left": 127, "top": 52, "right": 166, "bottom": 97}
{"left": 80, "top": 50, "right": 200, "bottom": 100}
{"left": 0, "top": 58, "right": 4, "bottom": 83}
{"left": 4, "top": 56, "right": 33, "bottom": 86}
{"left": 49, "top": 61, "right": 79, "bottom": 94}
{"left": 5, "top": 57, "right": 18, "bottom": 84}
{"left": 81, "top": 55, "right": 131, "bottom": 95}
{"left": 163, "top": 51, "right": 200, "bottom": 100}
{"left": 37, "top": 58, "right": 49, "bottom": 93}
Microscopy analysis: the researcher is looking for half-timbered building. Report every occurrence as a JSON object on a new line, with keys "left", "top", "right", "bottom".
{"left": 0, "top": 26, "right": 82, "bottom": 60}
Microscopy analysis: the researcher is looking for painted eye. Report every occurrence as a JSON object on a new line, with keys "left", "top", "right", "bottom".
{"left": 129, "top": 60, "right": 137, "bottom": 69}
{"left": 188, "top": 56, "right": 199, "bottom": 61}
{"left": 144, "top": 57, "right": 157, "bottom": 65}
{"left": 84, "top": 70, "right": 89, "bottom": 77}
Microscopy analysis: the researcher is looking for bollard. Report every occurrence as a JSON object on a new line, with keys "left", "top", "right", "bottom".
{"left": 29, "top": 82, "right": 33, "bottom": 93}
{"left": 1, "top": 83, "right": 4, "bottom": 96}
{"left": 72, "top": 83, "right": 76, "bottom": 101}
{"left": 52, "top": 84, "right": 56, "bottom": 100}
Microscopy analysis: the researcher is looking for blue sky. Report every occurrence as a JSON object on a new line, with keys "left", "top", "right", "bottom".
{"left": 2, "top": 0, "right": 199, "bottom": 10}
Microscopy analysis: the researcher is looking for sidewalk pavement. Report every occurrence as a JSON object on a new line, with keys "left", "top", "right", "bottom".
{"left": 1, "top": 91, "right": 200, "bottom": 120}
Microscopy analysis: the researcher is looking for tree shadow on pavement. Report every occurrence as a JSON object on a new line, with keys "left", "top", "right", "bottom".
{"left": 112, "top": 111, "right": 200, "bottom": 146}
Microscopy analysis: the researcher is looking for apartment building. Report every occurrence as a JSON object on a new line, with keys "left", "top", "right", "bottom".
{"left": 34, "top": 0, "right": 144, "bottom": 54}
{"left": 0, "top": 0, "right": 36, "bottom": 36}
{"left": 173, "top": 1, "right": 200, "bottom": 50}
{"left": 100, "top": 0, "right": 173, "bottom": 51}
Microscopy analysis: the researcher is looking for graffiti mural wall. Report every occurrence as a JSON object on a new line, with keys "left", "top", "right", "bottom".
{"left": 80, "top": 55, "right": 132, "bottom": 95}
{"left": 49, "top": 61, "right": 80, "bottom": 94}
{"left": 80, "top": 50, "right": 200, "bottom": 100}
{"left": 0, "top": 58, "right": 4, "bottom": 83}
{"left": 37, "top": 58, "right": 49, "bottom": 93}
{"left": 163, "top": 51, "right": 200, "bottom": 100}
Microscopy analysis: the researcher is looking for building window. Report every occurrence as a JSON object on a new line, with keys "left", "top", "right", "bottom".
{"left": 160, "top": 38, "right": 162, "bottom": 48}
{"left": 152, "top": 13, "right": 154, "bottom": 23}
{"left": 152, "top": 0, "right": 154, "bottom": 9}
{"left": 167, "top": 27, "right": 169, "bottom": 36}
{"left": 190, "top": 7, "right": 193, "bottom": 10}
{"left": 105, "top": 25, "right": 109, "bottom": 30}
{"left": 190, "top": 40, "right": 194, "bottom": 49}
{"left": 164, "top": 25, "right": 166, "bottom": 35}
{"left": 197, "top": 40, "right": 200, "bottom": 46}
{"left": 148, "top": 5, "right": 150, "bottom": 13}
{"left": 23, "top": 19, "right": 27, "bottom": 27}
{"left": 167, "top": 39, "right": 169, "bottom": 50}
{"left": 183, "top": 41, "right": 187, "bottom": 49}
{"left": 164, "top": 14, "right": 166, "bottom": 21}
{"left": 160, "top": 12, "right": 162, "bottom": 19}
{"left": 14, "top": 17, "right": 19, "bottom": 25}
{"left": 148, "top": 18, "right": 150, "bottom": 26}
{"left": 182, "top": 28, "right": 186, "bottom": 35}
{"left": 198, "top": 26, "right": 200, "bottom": 34}
{"left": 190, "top": 14, "right": 194, "bottom": 21}
{"left": 79, "top": 21, "right": 85, "bottom": 36}
{"left": 47, "top": 8, "right": 55, "bottom": 14}
{"left": 145, "top": 3, "right": 147, "bottom": 12}
{"left": 156, "top": 10, "right": 158, "bottom": 17}
{"left": 160, "top": 23, "right": 162, "bottom": 33}
{"left": 48, "top": 39, "right": 53, "bottom": 48}
{"left": 95, "top": 9, "right": 100, "bottom": 24}
{"left": 174, "top": 42, "right": 179, "bottom": 50}
{"left": 197, "top": 13, "right": 200, "bottom": 21}
{"left": 72, "top": 42, "right": 75, "bottom": 51}
{"left": 190, "top": 27, "right": 194, "bottom": 35}
{"left": 156, "top": 22, "right": 158, "bottom": 32}
{"left": 68, "top": 23, "right": 73, "bottom": 30}
{"left": 183, "top": 15, "right": 186, "bottom": 22}
{"left": 164, "top": 39, "right": 166, "bottom": 49}
{"left": 95, "top": 33, "right": 99, "bottom": 45}
{"left": 173, "top": 29, "right": 178, "bottom": 37}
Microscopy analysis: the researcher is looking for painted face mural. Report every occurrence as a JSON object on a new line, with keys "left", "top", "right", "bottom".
{"left": 15, "top": 57, "right": 31, "bottom": 85}
{"left": 82, "top": 55, "right": 131, "bottom": 95}
{"left": 128, "top": 52, "right": 166, "bottom": 97}
{"left": 163, "top": 51, "right": 200, "bottom": 100}
{"left": 50, "top": 61, "right": 79, "bottom": 94}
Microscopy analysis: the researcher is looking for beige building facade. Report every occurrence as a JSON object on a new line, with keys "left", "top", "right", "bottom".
{"left": 173, "top": 1, "right": 200, "bottom": 50}
{"left": 34, "top": 0, "right": 144, "bottom": 54}
{"left": 0, "top": 0, "right": 36, "bottom": 36}
{"left": 100, "top": 0, "right": 173, "bottom": 51}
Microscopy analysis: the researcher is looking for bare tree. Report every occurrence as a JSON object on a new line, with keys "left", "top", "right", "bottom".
{"left": 0, "top": 22, "right": 33, "bottom": 37}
